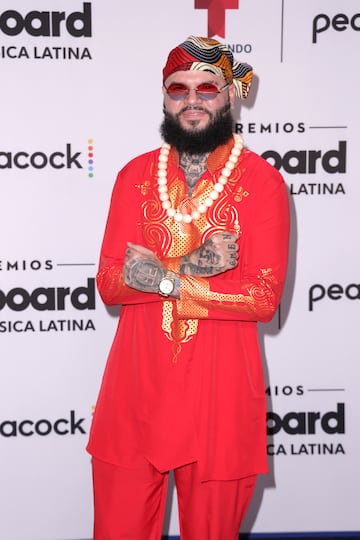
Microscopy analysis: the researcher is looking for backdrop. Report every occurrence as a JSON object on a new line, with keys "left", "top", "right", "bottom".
{"left": 1, "top": 1, "right": 359, "bottom": 539}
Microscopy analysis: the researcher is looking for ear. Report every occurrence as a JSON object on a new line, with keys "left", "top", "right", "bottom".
{"left": 229, "top": 84, "right": 236, "bottom": 107}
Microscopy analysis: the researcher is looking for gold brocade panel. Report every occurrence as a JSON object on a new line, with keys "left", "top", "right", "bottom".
{"left": 140, "top": 156, "right": 248, "bottom": 346}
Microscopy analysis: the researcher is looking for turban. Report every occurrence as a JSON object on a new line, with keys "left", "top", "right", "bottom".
{"left": 162, "top": 36, "right": 253, "bottom": 99}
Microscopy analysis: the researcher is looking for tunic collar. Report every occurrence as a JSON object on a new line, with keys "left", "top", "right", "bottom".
{"left": 167, "top": 137, "right": 235, "bottom": 174}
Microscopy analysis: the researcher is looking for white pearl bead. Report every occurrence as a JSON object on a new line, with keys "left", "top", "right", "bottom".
{"left": 191, "top": 210, "right": 201, "bottom": 220}
{"left": 204, "top": 197, "right": 213, "bottom": 207}
{"left": 158, "top": 170, "right": 167, "bottom": 178}
{"left": 229, "top": 155, "right": 238, "bottom": 163}
{"left": 225, "top": 160, "right": 235, "bottom": 169}
{"left": 221, "top": 168, "right": 231, "bottom": 177}
{"left": 174, "top": 212, "right": 184, "bottom": 222}
{"left": 158, "top": 185, "right": 168, "bottom": 193}
{"left": 210, "top": 191, "right": 219, "bottom": 200}
{"left": 162, "top": 200, "right": 172, "bottom": 210}
{"left": 183, "top": 214, "right": 193, "bottom": 224}
{"left": 157, "top": 177, "right": 167, "bottom": 185}
{"left": 198, "top": 204, "right": 207, "bottom": 214}
{"left": 159, "top": 193, "right": 169, "bottom": 202}
{"left": 214, "top": 183, "right": 224, "bottom": 193}
{"left": 158, "top": 155, "right": 168, "bottom": 162}
{"left": 158, "top": 162, "right": 167, "bottom": 170}
{"left": 231, "top": 148, "right": 241, "bottom": 156}
{"left": 218, "top": 176, "right": 228, "bottom": 185}
{"left": 167, "top": 208, "right": 176, "bottom": 217}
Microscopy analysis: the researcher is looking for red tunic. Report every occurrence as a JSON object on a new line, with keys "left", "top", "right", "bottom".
{"left": 87, "top": 139, "right": 290, "bottom": 481}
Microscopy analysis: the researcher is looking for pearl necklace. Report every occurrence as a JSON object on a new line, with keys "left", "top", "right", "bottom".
{"left": 157, "top": 134, "right": 244, "bottom": 224}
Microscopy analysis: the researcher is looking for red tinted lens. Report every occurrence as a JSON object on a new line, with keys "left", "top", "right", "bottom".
{"left": 196, "top": 83, "right": 219, "bottom": 93}
{"left": 166, "top": 83, "right": 188, "bottom": 95}
{"left": 165, "top": 82, "right": 221, "bottom": 101}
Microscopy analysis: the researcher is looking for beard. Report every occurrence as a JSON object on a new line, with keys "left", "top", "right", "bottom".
{"left": 160, "top": 102, "right": 234, "bottom": 154}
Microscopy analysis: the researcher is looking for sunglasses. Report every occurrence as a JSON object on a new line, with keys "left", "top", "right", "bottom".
{"left": 164, "top": 82, "right": 229, "bottom": 101}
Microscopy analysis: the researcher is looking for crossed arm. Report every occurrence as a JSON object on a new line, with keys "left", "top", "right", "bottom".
{"left": 97, "top": 155, "right": 290, "bottom": 321}
{"left": 123, "top": 231, "right": 239, "bottom": 299}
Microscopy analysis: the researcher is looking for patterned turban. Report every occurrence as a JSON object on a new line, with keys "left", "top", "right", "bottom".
{"left": 162, "top": 36, "right": 253, "bottom": 99}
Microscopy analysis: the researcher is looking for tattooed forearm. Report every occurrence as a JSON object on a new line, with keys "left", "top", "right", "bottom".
{"left": 180, "top": 261, "right": 223, "bottom": 276}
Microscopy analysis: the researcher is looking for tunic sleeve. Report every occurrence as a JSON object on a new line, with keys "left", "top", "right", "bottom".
{"left": 176, "top": 167, "right": 290, "bottom": 323}
{"left": 96, "top": 157, "right": 163, "bottom": 307}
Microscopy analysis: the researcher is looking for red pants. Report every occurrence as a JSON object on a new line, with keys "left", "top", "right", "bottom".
{"left": 92, "top": 457, "right": 256, "bottom": 540}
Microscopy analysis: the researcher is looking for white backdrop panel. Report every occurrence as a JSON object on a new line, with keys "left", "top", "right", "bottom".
{"left": 0, "top": 1, "right": 359, "bottom": 538}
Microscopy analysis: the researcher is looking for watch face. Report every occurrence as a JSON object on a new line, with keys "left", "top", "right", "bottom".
{"left": 159, "top": 278, "right": 174, "bottom": 295}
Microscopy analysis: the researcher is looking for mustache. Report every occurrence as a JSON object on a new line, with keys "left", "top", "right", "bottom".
{"left": 167, "top": 102, "right": 232, "bottom": 116}
{"left": 180, "top": 102, "right": 231, "bottom": 113}
{"left": 162, "top": 100, "right": 231, "bottom": 118}
{"left": 176, "top": 105, "right": 210, "bottom": 120}
{"left": 162, "top": 106, "right": 210, "bottom": 122}
{"left": 179, "top": 105, "right": 207, "bottom": 113}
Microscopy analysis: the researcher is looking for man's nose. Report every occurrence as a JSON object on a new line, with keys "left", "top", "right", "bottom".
{"left": 184, "top": 88, "right": 202, "bottom": 103}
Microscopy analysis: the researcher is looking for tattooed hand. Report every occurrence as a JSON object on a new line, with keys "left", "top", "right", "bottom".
{"left": 123, "top": 242, "right": 165, "bottom": 293}
{"left": 180, "top": 232, "right": 239, "bottom": 277}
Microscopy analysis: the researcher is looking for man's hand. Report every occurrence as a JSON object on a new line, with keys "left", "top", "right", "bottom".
{"left": 123, "top": 231, "right": 239, "bottom": 294}
{"left": 123, "top": 242, "right": 165, "bottom": 293}
{"left": 180, "top": 232, "right": 239, "bottom": 277}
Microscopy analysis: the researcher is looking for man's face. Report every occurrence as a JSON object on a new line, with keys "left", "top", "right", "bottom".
{"left": 163, "top": 70, "right": 236, "bottom": 132}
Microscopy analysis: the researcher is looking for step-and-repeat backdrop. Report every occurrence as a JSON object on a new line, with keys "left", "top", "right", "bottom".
{"left": 1, "top": 1, "right": 359, "bottom": 539}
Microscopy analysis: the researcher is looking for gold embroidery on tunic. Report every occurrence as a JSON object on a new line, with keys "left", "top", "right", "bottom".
{"left": 135, "top": 179, "right": 152, "bottom": 196}
{"left": 161, "top": 300, "right": 199, "bottom": 345}
{"left": 234, "top": 185, "right": 250, "bottom": 203}
{"left": 207, "top": 268, "right": 277, "bottom": 315}
{"left": 141, "top": 155, "right": 251, "bottom": 344}
{"left": 178, "top": 277, "right": 210, "bottom": 318}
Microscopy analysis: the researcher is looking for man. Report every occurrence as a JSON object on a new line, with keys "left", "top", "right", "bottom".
{"left": 87, "top": 36, "right": 290, "bottom": 539}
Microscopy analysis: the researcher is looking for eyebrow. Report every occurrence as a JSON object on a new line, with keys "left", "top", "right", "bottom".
{"left": 167, "top": 79, "right": 220, "bottom": 86}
